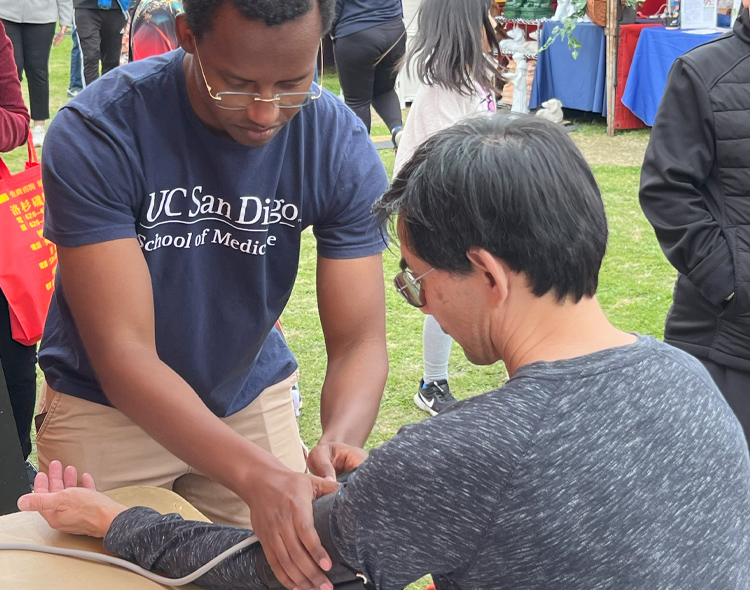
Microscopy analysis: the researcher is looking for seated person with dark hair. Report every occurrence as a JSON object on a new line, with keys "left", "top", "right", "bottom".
{"left": 19, "top": 115, "right": 750, "bottom": 590}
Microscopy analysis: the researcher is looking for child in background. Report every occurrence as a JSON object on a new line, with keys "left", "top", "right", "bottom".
{"left": 394, "top": 0, "right": 503, "bottom": 415}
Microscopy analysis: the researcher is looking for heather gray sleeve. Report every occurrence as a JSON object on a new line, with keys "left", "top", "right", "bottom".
{"left": 329, "top": 401, "right": 537, "bottom": 590}
{"left": 104, "top": 507, "right": 268, "bottom": 590}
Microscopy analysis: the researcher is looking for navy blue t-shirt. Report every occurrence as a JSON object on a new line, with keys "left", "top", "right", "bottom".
{"left": 39, "top": 49, "right": 388, "bottom": 417}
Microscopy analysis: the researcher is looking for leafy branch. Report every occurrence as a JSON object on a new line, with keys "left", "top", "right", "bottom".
{"left": 538, "top": 0, "right": 639, "bottom": 58}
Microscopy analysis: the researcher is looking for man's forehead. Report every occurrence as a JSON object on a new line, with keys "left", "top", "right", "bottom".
{"left": 200, "top": 2, "right": 321, "bottom": 51}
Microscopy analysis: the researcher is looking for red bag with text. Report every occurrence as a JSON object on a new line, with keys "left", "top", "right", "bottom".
{"left": 0, "top": 136, "right": 57, "bottom": 345}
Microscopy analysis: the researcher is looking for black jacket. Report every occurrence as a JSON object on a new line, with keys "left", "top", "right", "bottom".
{"left": 640, "top": 8, "right": 750, "bottom": 371}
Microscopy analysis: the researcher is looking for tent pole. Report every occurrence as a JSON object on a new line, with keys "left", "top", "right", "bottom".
{"left": 605, "top": 0, "right": 619, "bottom": 136}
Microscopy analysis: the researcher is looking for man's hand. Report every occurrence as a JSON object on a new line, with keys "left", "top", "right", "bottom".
{"left": 53, "top": 26, "right": 69, "bottom": 47}
{"left": 242, "top": 467, "right": 339, "bottom": 590}
{"left": 307, "top": 441, "right": 369, "bottom": 481}
{"left": 16, "top": 461, "right": 127, "bottom": 538}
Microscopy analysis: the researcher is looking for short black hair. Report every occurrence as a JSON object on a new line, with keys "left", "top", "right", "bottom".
{"left": 183, "top": 0, "right": 335, "bottom": 39}
{"left": 373, "top": 115, "right": 608, "bottom": 303}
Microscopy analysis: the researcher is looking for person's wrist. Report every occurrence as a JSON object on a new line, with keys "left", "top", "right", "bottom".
{"left": 96, "top": 504, "right": 127, "bottom": 538}
{"left": 231, "top": 450, "right": 287, "bottom": 500}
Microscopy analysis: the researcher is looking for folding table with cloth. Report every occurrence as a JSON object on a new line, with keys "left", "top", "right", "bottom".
{"left": 0, "top": 486, "right": 207, "bottom": 590}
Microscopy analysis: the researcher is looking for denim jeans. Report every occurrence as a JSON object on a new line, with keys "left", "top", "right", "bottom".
{"left": 69, "top": 26, "right": 83, "bottom": 91}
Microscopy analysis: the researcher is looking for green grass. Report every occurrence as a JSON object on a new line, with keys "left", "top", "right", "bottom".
{"left": 12, "top": 37, "right": 669, "bottom": 590}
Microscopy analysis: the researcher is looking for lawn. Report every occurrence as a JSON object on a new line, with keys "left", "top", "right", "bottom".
{"left": 7, "top": 35, "right": 673, "bottom": 590}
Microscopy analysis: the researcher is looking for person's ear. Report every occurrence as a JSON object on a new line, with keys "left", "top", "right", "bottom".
{"left": 466, "top": 248, "right": 510, "bottom": 307}
{"left": 175, "top": 13, "right": 196, "bottom": 54}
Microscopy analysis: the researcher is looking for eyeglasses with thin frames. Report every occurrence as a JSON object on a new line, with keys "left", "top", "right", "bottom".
{"left": 193, "top": 42, "right": 324, "bottom": 110}
{"left": 394, "top": 262, "right": 434, "bottom": 308}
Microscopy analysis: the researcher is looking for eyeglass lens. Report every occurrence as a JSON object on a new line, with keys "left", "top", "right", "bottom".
{"left": 394, "top": 271, "right": 425, "bottom": 307}
{"left": 215, "top": 88, "right": 318, "bottom": 110}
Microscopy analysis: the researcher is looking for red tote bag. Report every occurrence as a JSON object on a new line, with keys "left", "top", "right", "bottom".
{"left": 0, "top": 136, "right": 57, "bottom": 346}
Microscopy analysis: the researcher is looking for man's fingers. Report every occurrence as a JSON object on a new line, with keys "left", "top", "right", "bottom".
{"left": 278, "top": 525, "right": 332, "bottom": 590}
{"left": 311, "top": 475, "right": 340, "bottom": 499}
{"left": 271, "top": 537, "right": 320, "bottom": 590}
{"left": 82, "top": 473, "right": 96, "bottom": 489}
{"left": 63, "top": 465, "right": 78, "bottom": 489}
{"left": 264, "top": 543, "right": 303, "bottom": 590}
{"left": 293, "top": 508, "right": 332, "bottom": 573}
{"left": 318, "top": 463, "right": 336, "bottom": 482}
{"left": 17, "top": 492, "right": 59, "bottom": 513}
{"left": 34, "top": 471, "right": 50, "bottom": 494}
{"left": 48, "top": 461, "right": 65, "bottom": 492}
{"left": 17, "top": 493, "right": 35, "bottom": 512}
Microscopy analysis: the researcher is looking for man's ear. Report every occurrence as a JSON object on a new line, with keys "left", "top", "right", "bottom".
{"left": 175, "top": 13, "right": 196, "bottom": 54}
{"left": 466, "top": 248, "right": 510, "bottom": 307}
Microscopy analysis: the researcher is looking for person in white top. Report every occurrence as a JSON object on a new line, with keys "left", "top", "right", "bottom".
{"left": 0, "top": 0, "right": 73, "bottom": 146}
{"left": 393, "top": 0, "right": 502, "bottom": 415}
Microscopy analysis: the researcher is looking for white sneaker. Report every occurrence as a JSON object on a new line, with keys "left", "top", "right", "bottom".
{"left": 32, "top": 125, "right": 45, "bottom": 147}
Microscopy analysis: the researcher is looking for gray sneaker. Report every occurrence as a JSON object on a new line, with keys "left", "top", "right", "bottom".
{"left": 414, "top": 379, "right": 457, "bottom": 416}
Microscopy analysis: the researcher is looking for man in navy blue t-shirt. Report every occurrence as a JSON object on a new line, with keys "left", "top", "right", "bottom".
{"left": 36, "top": 1, "right": 388, "bottom": 589}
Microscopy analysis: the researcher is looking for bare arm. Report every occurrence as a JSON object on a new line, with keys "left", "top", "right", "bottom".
{"left": 307, "top": 254, "right": 388, "bottom": 480}
{"left": 58, "top": 239, "right": 338, "bottom": 590}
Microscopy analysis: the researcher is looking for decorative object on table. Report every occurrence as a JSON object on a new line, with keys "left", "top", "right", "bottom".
{"left": 506, "top": 52, "right": 531, "bottom": 113}
{"left": 664, "top": 0, "right": 680, "bottom": 28}
{"left": 587, "top": 0, "right": 608, "bottom": 24}
{"left": 588, "top": 0, "right": 639, "bottom": 25}
{"left": 552, "top": 0, "right": 576, "bottom": 21}
{"left": 535, "top": 98, "right": 564, "bottom": 122}
{"left": 680, "top": 0, "right": 718, "bottom": 27}
{"left": 502, "top": 0, "right": 554, "bottom": 18}
{"left": 500, "top": 57, "right": 537, "bottom": 107}
{"left": 500, "top": 27, "right": 539, "bottom": 53}
{"left": 501, "top": 26, "right": 527, "bottom": 49}
{"left": 520, "top": 0, "right": 555, "bottom": 19}
{"left": 662, "top": 0, "right": 681, "bottom": 28}
{"left": 503, "top": 0, "right": 525, "bottom": 19}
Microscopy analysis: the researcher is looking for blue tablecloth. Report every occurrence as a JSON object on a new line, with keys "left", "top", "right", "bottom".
{"left": 621, "top": 26, "right": 723, "bottom": 126}
{"left": 530, "top": 22, "right": 607, "bottom": 115}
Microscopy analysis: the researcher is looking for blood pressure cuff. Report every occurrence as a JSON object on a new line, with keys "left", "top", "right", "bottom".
{"left": 254, "top": 490, "right": 374, "bottom": 590}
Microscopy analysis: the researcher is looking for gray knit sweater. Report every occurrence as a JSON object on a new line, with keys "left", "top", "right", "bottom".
{"left": 105, "top": 336, "right": 750, "bottom": 589}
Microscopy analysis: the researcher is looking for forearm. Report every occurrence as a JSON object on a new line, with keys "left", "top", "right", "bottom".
{"left": 319, "top": 337, "right": 387, "bottom": 447}
{"left": 104, "top": 507, "right": 268, "bottom": 590}
{"left": 95, "top": 342, "right": 288, "bottom": 496}
{"left": 0, "top": 109, "right": 29, "bottom": 152}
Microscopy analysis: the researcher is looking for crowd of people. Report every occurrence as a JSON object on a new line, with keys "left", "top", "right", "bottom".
{"left": 1, "top": 0, "right": 750, "bottom": 589}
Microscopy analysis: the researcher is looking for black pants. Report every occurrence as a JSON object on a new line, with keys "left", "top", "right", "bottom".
{"left": 74, "top": 7, "right": 126, "bottom": 86}
{"left": 1, "top": 20, "right": 55, "bottom": 121}
{"left": 701, "top": 357, "right": 750, "bottom": 449}
{"left": 0, "top": 289, "right": 37, "bottom": 460}
{"left": 333, "top": 19, "right": 405, "bottom": 133}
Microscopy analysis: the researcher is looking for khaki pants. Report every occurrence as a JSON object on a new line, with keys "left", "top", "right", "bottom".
{"left": 36, "top": 372, "right": 306, "bottom": 527}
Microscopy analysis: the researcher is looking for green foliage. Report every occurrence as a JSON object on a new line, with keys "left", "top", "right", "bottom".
{"left": 538, "top": 0, "right": 587, "bottom": 58}
{"left": 538, "top": 0, "right": 640, "bottom": 58}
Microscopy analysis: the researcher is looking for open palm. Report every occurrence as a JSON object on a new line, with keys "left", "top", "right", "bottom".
{"left": 17, "top": 460, "right": 127, "bottom": 538}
